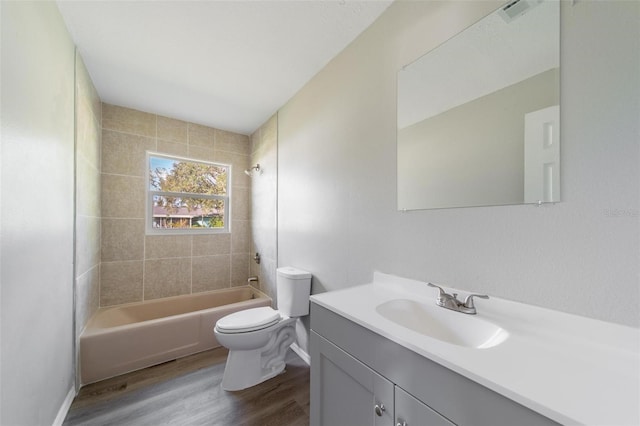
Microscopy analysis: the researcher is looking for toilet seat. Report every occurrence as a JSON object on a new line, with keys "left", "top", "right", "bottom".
{"left": 216, "top": 307, "right": 281, "bottom": 334}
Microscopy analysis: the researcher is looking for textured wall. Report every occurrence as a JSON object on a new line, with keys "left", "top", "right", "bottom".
{"left": 278, "top": 0, "right": 640, "bottom": 340}
{"left": 1, "top": 1, "right": 76, "bottom": 423}
{"left": 100, "top": 104, "right": 252, "bottom": 306}
{"left": 249, "top": 115, "right": 279, "bottom": 301}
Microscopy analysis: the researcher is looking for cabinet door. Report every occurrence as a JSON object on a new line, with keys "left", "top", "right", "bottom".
{"left": 395, "top": 386, "right": 454, "bottom": 426}
{"left": 311, "top": 331, "right": 394, "bottom": 426}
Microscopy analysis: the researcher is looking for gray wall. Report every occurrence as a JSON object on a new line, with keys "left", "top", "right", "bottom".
{"left": 1, "top": 1, "right": 76, "bottom": 424}
{"left": 278, "top": 0, "right": 639, "bottom": 351}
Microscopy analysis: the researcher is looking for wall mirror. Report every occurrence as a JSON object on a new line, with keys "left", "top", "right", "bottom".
{"left": 397, "top": 0, "right": 560, "bottom": 211}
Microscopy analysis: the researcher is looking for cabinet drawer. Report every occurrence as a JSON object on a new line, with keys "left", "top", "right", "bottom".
{"left": 395, "top": 387, "right": 454, "bottom": 426}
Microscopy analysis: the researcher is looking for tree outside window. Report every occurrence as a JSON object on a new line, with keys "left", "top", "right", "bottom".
{"left": 147, "top": 153, "right": 230, "bottom": 233}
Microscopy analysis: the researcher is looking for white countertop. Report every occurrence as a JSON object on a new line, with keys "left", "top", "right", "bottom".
{"left": 310, "top": 272, "right": 640, "bottom": 426}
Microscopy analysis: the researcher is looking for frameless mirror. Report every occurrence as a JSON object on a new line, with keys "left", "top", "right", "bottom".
{"left": 397, "top": 0, "right": 560, "bottom": 211}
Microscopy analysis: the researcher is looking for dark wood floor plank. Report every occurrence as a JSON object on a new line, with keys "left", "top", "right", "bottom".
{"left": 64, "top": 348, "right": 309, "bottom": 426}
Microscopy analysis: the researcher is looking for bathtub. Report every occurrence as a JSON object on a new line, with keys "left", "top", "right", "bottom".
{"left": 80, "top": 286, "right": 271, "bottom": 384}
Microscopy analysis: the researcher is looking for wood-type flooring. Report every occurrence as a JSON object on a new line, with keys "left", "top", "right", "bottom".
{"left": 63, "top": 348, "right": 310, "bottom": 426}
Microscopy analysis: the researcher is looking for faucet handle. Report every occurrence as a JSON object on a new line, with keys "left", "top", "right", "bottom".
{"left": 427, "top": 283, "right": 459, "bottom": 303}
{"left": 427, "top": 282, "right": 447, "bottom": 297}
{"left": 463, "top": 293, "right": 489, "bottom": 309}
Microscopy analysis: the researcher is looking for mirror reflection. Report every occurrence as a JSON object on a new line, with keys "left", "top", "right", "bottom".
{"left": 397, "top": 0, "right": 560, "bottom": 211}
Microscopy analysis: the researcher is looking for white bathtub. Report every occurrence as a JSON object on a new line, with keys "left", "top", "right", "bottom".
{"left": 80, "top": 286, "right": 271, "bottom": 384}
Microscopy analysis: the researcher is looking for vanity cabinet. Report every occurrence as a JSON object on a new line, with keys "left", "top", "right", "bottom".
{"left": 310, "top": 302, "right": 559, "bottom": 426}
{"left": 394, "top": 386, "right": 454, "bottom": 426}
{"left": 311, "top": 331, "right": 394, "bottom": 426}
{"left": 311, "top": 330, "right": 453, "bottom": 426}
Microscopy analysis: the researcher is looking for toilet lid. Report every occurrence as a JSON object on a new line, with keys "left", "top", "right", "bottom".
{"left": 216, "top": 307, "right": 281, "bottom": 333}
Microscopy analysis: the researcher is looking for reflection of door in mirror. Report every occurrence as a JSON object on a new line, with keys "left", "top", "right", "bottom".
{"left": 524, "top": 105, "right": 560, "bottom": 204}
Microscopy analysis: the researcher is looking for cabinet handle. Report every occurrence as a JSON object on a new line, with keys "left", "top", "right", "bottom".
{"left": 374, "top": 403, "right": 386, "bottom": 416}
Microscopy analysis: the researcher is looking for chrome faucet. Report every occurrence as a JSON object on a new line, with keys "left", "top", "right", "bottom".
{"left": 427, "top": 283, "right": 489, "bottom": 315}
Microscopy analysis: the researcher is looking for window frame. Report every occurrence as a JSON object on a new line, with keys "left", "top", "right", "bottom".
{"left": 145, "top": 152, "right": 232, "bottom": 235}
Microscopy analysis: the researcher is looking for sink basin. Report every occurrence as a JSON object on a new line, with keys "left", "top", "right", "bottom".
{"left": 375, "top": 299, "right": 508, "bottom": 349}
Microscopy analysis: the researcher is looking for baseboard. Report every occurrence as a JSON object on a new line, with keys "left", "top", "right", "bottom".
{"left": 290, "top": 343, "right": 311, "bottom": 366}
{"left": 52, "top": 386, "right": 75, "bottom": 426}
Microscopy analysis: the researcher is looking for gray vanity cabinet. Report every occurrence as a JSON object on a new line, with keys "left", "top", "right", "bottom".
{"left": 310, "top": 302, "right": 559, "bottom": 426}
{"left": 311, "top": 331, "right": 453, "bottom": 426}
{"left": 310, "top": 331, "right": 394, "bottom": 426}
{"left": 394, "top": 386, "right": 454, "bottom": 426}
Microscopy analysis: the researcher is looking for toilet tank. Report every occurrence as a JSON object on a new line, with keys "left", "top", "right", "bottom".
{"left": 276, "top": 267, "right": 312, "bottom": 317}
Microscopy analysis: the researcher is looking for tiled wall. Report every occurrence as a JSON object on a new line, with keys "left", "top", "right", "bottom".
{"left": 249, "top": 114, "right": 278, "bottom": 301}
{"left": 75, "top": 52, "right": 101, "bottom": 337}
{"left": 100, "top": 104, "right": 252, "bottom": 306}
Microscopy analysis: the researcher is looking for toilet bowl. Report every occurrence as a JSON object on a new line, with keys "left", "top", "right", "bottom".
{"left": 214, "top": 267, "right": 311, "bottom": 391}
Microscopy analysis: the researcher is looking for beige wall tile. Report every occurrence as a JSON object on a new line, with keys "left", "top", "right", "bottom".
{"left": 76, "top": 215, "right": 101, "bottom": 276}
{"left": 231, "top": 253, "right": 250, "bottom": 287}
{"left": 143, "top": 258, "right": 191, "bottom": 300}
{"left": 145, "top": 235, "right": 192, "bottom": 259}
{"left": 231, "top": 220, "right": 250, "bottom": 254}
{"left": 216, "top": 151, "right": 250, "bottom": 188}
{"left": 157, "top": 140, "right": 189, "bottom": 157}
{"left": 76, "top": 52, "right": 102, "bottom": 358}
{"left": 76, "top": 52, "right": 102, "bottom": 126}
{"left": 232, "top": 186, "right": 250, "bottom": 221}
{"left": 192, "top": 255, "right": 231, "bottom": 293}
{"left": 262, "top": 114, "right": 278, "bottom": 147}
{"left": 101, "top": 174, "right": 145, "bottom": 219}
{"left": 215, "top": 129, "right": 249, "bottom": 155}
{"left": 102, "top": 103, "right": 156, "bottom": 137}
{"left": 250, "top": 261, "right": 261, "bottom": 285}
{"left": 253, "top": 114, "right": 277, "bottom": 157}
{"left": 76, "top": 53, "right": 101, "bottom": 126}
{"left": 75, "top": 266, "right": 99, "bottom": 335}
{"left": 101, "top": 218, "right": 145, "bottom": 261}
{"left": 76, "top": 95, "right": 101, "bottom": 169}
{"left": 102, "top": 130, "right": 156, "bottom": 177}
{"left": 100, "top": 261, "right": 143, "bottom": 306}
{"left": 250, "top": 130, "right": 260, "bottom": 156}
{"left": 188, "top": 144, "right": 215, "bottom": 162}
{"left": 188, "top": 123, "right": 214, "bottom": 148}
{"left": 192, "top": 233, "right": 231, "bottom": 256}
{"left": 157, "top": 115, "right": 188, "bottom": 144}
{"left": 251, "top": 223, "right": 276, "bottom": 261}
{"left": 76, "top": 156, "right": 101, "bottom": 217}
{"left": 249, "top": 115, "right": 278, "bottom": 300}
{"left": 257, "top": 257, "right": 277, "bottom": 300}
{"left": 95, "top": 105, "right": 262, "bottom": 309}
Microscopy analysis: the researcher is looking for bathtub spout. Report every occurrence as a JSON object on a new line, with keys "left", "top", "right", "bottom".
{"left": 248, "top": 276, "right": 259, "bottom": 284}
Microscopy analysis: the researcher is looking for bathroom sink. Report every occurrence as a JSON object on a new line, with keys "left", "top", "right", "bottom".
{"left": 375, "top": 299, "right": 508, "bottom": 349}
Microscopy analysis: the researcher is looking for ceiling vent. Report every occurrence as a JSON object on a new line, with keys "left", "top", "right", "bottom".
{"left": 499, "top": 0, "right": 543, "bottom": 23}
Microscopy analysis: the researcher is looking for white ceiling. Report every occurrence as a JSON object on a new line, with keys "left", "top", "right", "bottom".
{"left": 57, "top": 0, "right": 393, "bottom": 135}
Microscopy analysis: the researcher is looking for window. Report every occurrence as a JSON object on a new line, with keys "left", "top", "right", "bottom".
{"left": 147, "top": 153, "right": 230, "bottom": 233}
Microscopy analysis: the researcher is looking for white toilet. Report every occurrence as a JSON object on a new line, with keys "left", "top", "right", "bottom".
{"left": 214, "top": 267, "right": 312, "bottom": 391}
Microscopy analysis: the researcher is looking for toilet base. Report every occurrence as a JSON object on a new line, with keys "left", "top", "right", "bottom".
{"left": 221, "top": 322, "right": 296, "bottom": 391}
